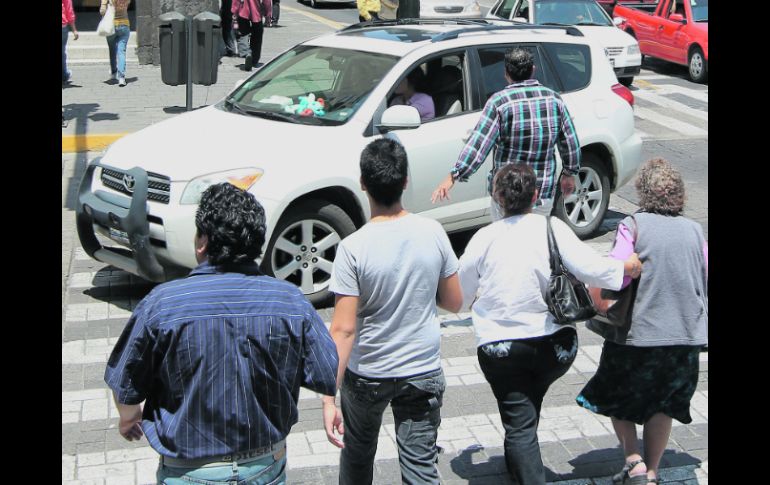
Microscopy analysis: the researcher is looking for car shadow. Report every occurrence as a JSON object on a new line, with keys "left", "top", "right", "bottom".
{"left": 80, "top": 265, "right": 156, "bottom": 306}
{"left": 637, "top": 57, "right": 708, "bottom": 86}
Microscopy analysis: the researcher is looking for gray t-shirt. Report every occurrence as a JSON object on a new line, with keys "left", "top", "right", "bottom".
{"left": 329, "top": 213, "right": 459, "bottom": 378}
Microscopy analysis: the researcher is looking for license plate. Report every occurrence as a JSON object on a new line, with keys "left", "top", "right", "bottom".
{"left": 109, "top": 228, "right": 130, "bottom": 245}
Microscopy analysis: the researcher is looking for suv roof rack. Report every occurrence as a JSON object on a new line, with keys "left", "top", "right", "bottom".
{"left": 431, "top": 23, "right": 585, "bottom": 42}
{"left": 338, "top": 18, "right": 493, "bottom": 33}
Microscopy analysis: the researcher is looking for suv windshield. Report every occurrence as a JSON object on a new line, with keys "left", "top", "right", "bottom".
{"left": 223, "top": 46, "right": 399, "bottom": 125}
{"left": 690, "top": 0, "right": 708, "bottom": 22}
{"left": 535, "top": 0, "right": 613, "bottom": 26}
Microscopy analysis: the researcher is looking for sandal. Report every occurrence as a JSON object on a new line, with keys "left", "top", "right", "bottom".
{"left": 612, "top": 459, "right": 649, "bottom": 484}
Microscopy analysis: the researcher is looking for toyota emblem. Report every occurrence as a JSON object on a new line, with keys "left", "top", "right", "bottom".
{"left": 122, "top": 174, "right": 136, "bottom": 193}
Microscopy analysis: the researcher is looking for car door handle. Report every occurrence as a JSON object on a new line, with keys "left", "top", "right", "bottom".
{"left": 462, "top": 129, "right": 472, "bottom": 142}
{"left": 658, "top": 25, "right": 664, "bottom": 30}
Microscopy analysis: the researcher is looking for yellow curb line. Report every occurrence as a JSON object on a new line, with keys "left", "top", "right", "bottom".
{"left": 282, "top": 5, "right": 347, "bottom": 30}
{"left": 634, "top": 79, "right": 658, "bottom": 90}
{"left": 62, "top": 133, "right": 129, "bottom": 154}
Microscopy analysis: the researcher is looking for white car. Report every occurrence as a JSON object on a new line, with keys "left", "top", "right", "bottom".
{"left": 487, "top": 0, "right": 641, "bottom": 86}
{"left": 77, "top": 19, "right": 642, "bottom": 305}
{"left": 420, "top": 0, "right": 482, "bottom": 18}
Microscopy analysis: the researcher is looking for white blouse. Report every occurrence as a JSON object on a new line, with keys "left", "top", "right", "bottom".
{"left": 459, "top": 214, "right": 624, "bottom": 347}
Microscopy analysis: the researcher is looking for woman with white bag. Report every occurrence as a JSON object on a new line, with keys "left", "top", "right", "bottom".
{"left": 99, "top": 0, "right": 132, "bottom": 87}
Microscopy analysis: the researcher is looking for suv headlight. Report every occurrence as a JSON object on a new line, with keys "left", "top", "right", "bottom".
{"left": 627, "top": 44, "right": 640, "bottom": 55}
{"left": 180, "top": 168, "right": 265, "bottom": 205}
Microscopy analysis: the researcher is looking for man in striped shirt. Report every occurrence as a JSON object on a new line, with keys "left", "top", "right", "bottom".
{"left": 431, "top": 48, "right": 581, "bottom": 219}
{"left": 105, "top": 183, "right": 338, "bottom": 484}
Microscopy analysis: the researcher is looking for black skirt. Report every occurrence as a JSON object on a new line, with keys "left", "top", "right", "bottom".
{"left": 575, "top": 340, "right": 700, "bottom": 425}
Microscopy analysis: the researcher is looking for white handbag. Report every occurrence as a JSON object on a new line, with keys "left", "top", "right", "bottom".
{"left": 97, "top": 2, "right": 115, "bottom": 37}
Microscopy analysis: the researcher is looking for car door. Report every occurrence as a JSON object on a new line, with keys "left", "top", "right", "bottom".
{"left": 470, "top": 43, "right": 563, "bottom": 216}
{"left": 632, "top": 0, "right": 664, "bottom": 56}
{"left": 657, "top": 0, "right": 687, "bottom": 63}
{"left": 490, "top": 0, "right": 520, "bottom": 20}
{"left": 383, "top": 51, "right": 489, "bottom": 226}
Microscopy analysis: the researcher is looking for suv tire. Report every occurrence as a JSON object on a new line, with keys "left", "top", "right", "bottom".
{"left": 262, "top": 199, "right": 356, "bottom": 307}
{"left": 553, "top": 153, "right": 611, "bottom": 239}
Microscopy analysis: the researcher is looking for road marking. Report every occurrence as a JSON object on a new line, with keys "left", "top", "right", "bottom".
{"left": 282, "top": 6, "right": 346, "bottom": 30}
{"left": 653, "top": 84, "right": 709, "bottom": 104}
{"left": 634, "top": 106, "right": 708, "bottom": 138}
{"left": 633, "top": 88, "right": 708, "bottom": 122}
{"left": 634, "top": 79, "right": 659, "bottom": 90}
{"left": 62, "top": 134, "right": 128, "bottom": 154}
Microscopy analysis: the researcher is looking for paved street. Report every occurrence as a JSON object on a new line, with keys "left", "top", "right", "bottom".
{"left": 62, "top": 7, "right": 707, "bottom": 485}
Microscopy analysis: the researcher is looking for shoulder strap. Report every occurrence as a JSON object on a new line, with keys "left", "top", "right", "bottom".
{"left": 547, "top": 217, "right": 564, "bottom": 275}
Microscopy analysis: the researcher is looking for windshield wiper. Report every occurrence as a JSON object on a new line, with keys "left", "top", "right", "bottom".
{"left": 225, "top": 98, "right": 251, "bottom": 116}
{"left": 575, "top": 22, "right": 608, "bottom": 26}
{"left": 248, "top": 110, "right": 302, "bottom": 124}
{"left": 540, "top": 22, "right": 571, "bottom": 26}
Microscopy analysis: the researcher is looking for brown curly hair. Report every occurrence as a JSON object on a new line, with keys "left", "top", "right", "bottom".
{"left": 635, "top": 158, "right": 686, "bottom": 215}
{"left": 493, "top": 164, "right": 537, "bottom": 217}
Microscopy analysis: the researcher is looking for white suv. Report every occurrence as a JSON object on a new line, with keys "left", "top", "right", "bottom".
{"left": 77, "top": 19, "right": 642, "bottom": 305}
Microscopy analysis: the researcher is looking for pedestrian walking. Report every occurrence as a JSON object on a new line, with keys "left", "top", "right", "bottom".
{"left": 220, "top": 0, "right": 237, "bottom": 56}
{"left": 431, "top": 48, "right": 580, "bottom": 219}
{"left": 232, "top": 0, "right": 272, "bottom": 71}
{"left": 62, "top": 0, "right": 79, "bottom": 85}
{"left": 576, "top": 158, "right": 708, "bottom": 485}
{"left": 322, "top": 139, "right": 463, "bottom": 485}
{"left": 357, "top": 0, "right": 382, "bottom": 22}
{"left": 269, "top": 0, "right": 280, "bottom": 27}
{"left": 104, "top": 183, "right": 339, "bottom": 485}
{"left": 100, "top": 0, "right": 132, "bottom": 87}
{"left": 458, "top": 163, "right": 642, "bottom": 485}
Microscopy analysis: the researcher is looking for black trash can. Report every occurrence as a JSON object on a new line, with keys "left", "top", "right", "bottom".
{"left": 159, "top": 12, "right": 187, "bottom": 86}
{"left": 398, "top": 0, "right": 420, "bottom": 19}
{"left": 193, "top": 12, "right": 221, "bottom": 86}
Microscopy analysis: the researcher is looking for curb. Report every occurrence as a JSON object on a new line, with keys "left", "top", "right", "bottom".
{"left": 62, "top": 133, "right": 129, "bottom": 154}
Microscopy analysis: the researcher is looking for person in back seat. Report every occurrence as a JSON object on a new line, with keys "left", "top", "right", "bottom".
{"left": 390, "top": 68, "right": 435, "bottom": 122}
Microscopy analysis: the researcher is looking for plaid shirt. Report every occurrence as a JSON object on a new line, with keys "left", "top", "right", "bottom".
{"left": 450, "top": 80, "right": 581, "bottom": 200}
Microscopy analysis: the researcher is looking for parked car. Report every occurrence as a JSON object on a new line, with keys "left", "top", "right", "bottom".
{"left": 487, "top": 0, "right": 641, "bottom": 86}
{"left": 76, "top": 19, "right": 642, "bottom": 305}
{"left": 420, "top": 0, "right": 483, "bottom": 18}
{"left": 613, "top": 0, "right": 707, "bottom": 82}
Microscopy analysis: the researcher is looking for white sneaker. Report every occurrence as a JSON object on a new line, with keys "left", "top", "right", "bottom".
{"left": 118, "top": 77, "right": 127, "bottom": 87}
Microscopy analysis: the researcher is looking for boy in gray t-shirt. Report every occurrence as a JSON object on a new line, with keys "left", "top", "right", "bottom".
{"left": 322, "top": 139, "right": 462, "bottom": 485}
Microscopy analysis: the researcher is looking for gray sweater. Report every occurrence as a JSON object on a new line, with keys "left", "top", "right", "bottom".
{"left": 587, "top": 212, "right": 708, "bottom": 347}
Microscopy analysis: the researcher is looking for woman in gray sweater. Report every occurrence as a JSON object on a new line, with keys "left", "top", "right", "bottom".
{"left": 576, "top": 158, "right": 708, "bottom": 485}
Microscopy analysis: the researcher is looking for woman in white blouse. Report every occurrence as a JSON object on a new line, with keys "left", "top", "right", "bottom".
{"left": 458, "top": 164, "right": 642, "bottom": 485}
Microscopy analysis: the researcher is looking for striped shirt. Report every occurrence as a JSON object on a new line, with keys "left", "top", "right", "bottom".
{"left": 450, "top": 79, "right": 581, "bottom": 200}
{"left": 104, "top": 261, "right": 338, "bottom": 460}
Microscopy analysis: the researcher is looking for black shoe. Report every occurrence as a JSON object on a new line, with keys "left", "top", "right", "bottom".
{"left": 244, "top": 54, "right": 253, "bottom": 71}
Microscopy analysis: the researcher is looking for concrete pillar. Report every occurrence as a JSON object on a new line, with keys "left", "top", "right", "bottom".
{"left": 136, "top": 0, "right": 219, "bottom": 65}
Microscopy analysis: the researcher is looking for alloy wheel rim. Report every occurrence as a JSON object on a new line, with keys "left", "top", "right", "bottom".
{"left": 562, "top": 167, "right": 603, "bottom": 228}
{"left": 271, "top": 219, "right": 340, "bottom": 294}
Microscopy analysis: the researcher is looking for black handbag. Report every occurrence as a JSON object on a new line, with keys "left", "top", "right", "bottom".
{"left": 589, "top": 216, "right": 639, "bottom": 327}
{"left": 545, "top": 217, "right": 597, "bottom": 324}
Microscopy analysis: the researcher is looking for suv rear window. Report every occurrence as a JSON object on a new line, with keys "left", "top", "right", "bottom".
{"left": 541, "top": 43, "right": 592, "bottom": 92}
{"left": 477, "top": 45, "right": 558, "bottom": 101}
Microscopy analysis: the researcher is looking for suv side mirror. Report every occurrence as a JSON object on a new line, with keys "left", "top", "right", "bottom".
{"left": 613, "top": 17, "right": 623, "bottom": 26}
{"left": 513, "top": 17, "right": 527, "bottom": 23}
{"left": 377, "top": 105, "right": 421, "bottom": 132}
{"left": 669, "top": 13, "right": 686, "bottom": 23}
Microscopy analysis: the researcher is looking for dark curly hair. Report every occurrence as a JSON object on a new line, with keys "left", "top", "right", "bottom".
{"left": 493, "top": 164, "right": 537, "bottom": 217}
{"left": 635, "top": 157, "right": 686, "bottom": 216}
{"left": 505, "top": 48, "right": 534, "bottom": 82}
{"left": 360, "top": 138, "right": 408, "bottom": 207}
{"left": 194, "top": 183, "right": 267, "bottom": 266}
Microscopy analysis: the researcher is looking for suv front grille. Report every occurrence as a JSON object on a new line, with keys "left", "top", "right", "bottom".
{"left": 605, "top": 47, "right": 624, "bottom": 57}
{"left": 435, "top": 6, "right": 464, "bottom": 13}
{"left": 101, "top": 168, "right": 171, "bottom": 204}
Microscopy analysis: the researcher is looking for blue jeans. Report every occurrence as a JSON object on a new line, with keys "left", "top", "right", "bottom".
{"left": 107, "top": 25, "right": 131, "bottom": 78}
{"left": 156, "top": 452, "right": 286, "bottom": 485}
{"left": 62, "top": 26, "right": 71, "bottom": 83}
{"left": 339, "top": 368, "right": 445, "bottom": 485}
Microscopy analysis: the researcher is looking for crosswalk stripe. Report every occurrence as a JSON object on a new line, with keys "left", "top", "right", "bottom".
{"left": 634, "top": 106, "right": 708, "bottom": 138}
{"left": 653, "top": 84, "right": 709, "bottom": 104}
{"left": 633, "top": 88, "right": 708, "bottom": 122}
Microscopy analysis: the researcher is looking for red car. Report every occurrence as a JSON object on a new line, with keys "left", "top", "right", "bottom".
{"left": 613, "top": 0, "right": 708, "bottom": 82}
{"left": 596, "top": 0, "right": 656, "bottom": 16}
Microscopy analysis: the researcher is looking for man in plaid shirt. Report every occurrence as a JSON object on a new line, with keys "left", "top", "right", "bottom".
{"left": 431, "top": 48, "right": 580, "bottom": 218}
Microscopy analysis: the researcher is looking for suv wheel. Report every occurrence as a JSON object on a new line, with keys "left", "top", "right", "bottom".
{"left": 619, "top": 76, "right": 634, "bottom": 87}
{"left": 553, "top": 153, "right": 610, "bottom": 239}
{"left": 263, "top": 200, "right": 356, "bottom": 306}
